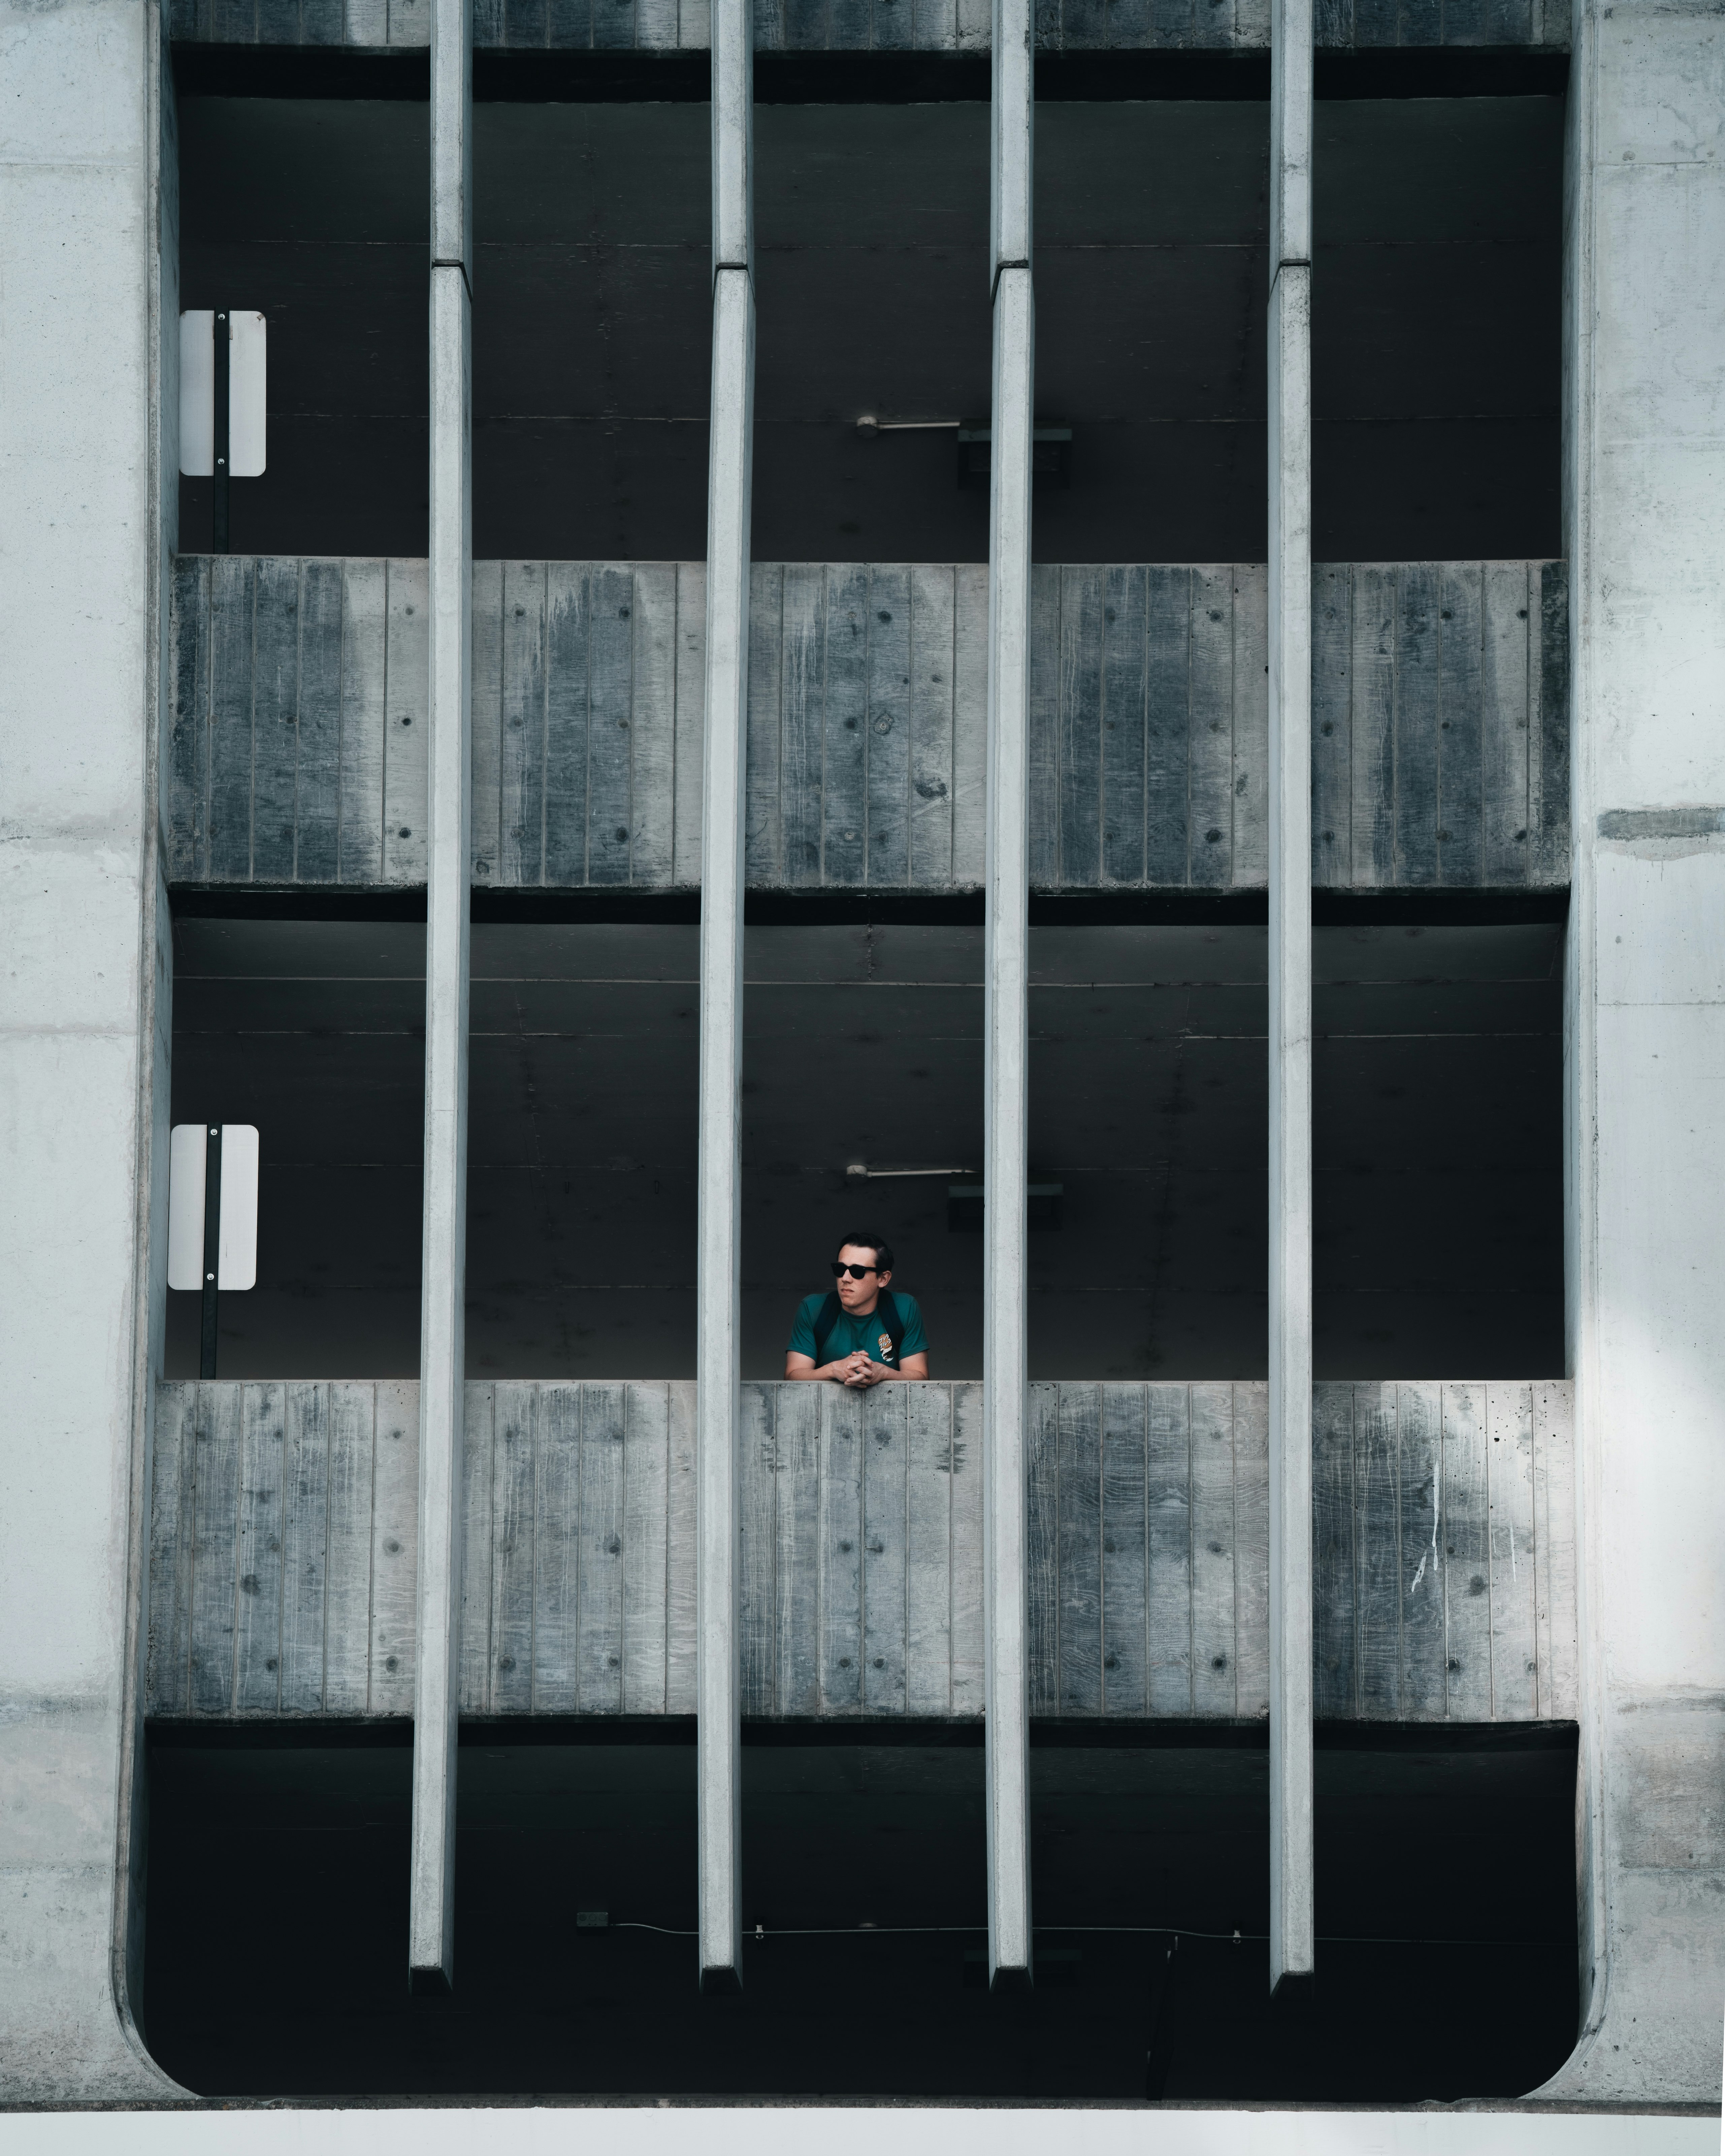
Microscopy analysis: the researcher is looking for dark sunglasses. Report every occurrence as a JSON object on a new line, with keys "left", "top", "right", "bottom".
{"left": 830, "top": 1261, "right": 880, "bottom": 1280}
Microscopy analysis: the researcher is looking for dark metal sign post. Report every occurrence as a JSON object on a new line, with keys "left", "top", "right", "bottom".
{"left": 178, "top": 306, "right": 263, "bottom": 535}
{"left": 168, "top": 1121, "right": 257, "bottom": 1373}
{"left": 211, "top": 309, "right": 230, "bottom": 555}
{"left": 199, "top": 1125, "right": 223, "bottom": 1379}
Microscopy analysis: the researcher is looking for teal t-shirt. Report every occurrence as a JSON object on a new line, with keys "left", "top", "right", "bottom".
{"left": 787, "top": 1291, "right": 928, "bottom": 1369}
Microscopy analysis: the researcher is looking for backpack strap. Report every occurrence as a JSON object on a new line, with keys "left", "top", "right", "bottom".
{"left": 811, "top": 1291, "right": 844, "bottom": 1365}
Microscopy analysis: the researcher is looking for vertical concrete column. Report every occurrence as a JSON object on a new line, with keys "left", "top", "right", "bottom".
{"left": 1533, "top": 0, "right": 1725, "bottom": 2105}
{"left": 409, "top": 0, "right": 473, "bottom": 1996}
{"left": 0, "top": 0, "right": 185, "bottom": 2098}
{"left": 983, "top": 0, "right": 1034, "bottom": 1993}
{"left": 695, "top": 0, "right": 754, "bottom": 1994}
{"left": 1266, "top": 0, "right": 1314, "bottom": 2001}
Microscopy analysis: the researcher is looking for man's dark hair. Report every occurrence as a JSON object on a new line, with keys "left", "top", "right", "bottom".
{"left": 836, "top": 1229, "right": 894, "bottom": 1274}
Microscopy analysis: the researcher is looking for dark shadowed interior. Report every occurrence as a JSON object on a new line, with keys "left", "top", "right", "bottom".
{"left": 175, "top": 91, "right": 1559, "bottom": 563}
{"left": 156, "top": 52, "right": 1574, "bottom": 2108}
{"left": 142, "top": 1725, "right": 1578, "bottom": 2100}
{"left": 166, "top": 916, "right": 1561, "bottom": 1382}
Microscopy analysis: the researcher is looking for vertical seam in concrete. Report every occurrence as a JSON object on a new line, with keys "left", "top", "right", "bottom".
{"left": 380, "top": 561, "right": 392, "bottom": 885}
{"left": 112, "top": 1, "right": 191, "bottom": 2090}
{"left": 1390, "top": 565, "right": 1401, "bottom": 884}
{"left": 1183, "top": 572, "right": 1195, "bottom": 885}
{"left": 585, "top": 566, "right": 597, "bottom": 884}
{"left": 227, "top": 1387, "right": 245, "bottom": 1712}
{"left": 625, "top": 572, "right": 637, "bottom": 885}
{"left": 1433, "top": 1393, "right": 1446, "bottom": 1720}
{"left": 1487, "top": 1383, "right": 1497, "bottom": 1722}
{"left": 1187, "top": 1386, "right": 1198, "bottom": 1716}
{"left": 201, "top": 559, "right": 213, "bottom": 878}
{"left": 947, "top": 1386, "right": 956, "bottom": 1716}
{"left": 333, "top": 566, "right": 345, "bottom": 884}
{"left": 539, "top": 566, "right": 551, "bottom": 888}
{"left": 365, "top": 1385, "right": 380, "bottom": 1713}
{"left": 1543, "top": 0, "right": 1613, "bottom": 2074}
{"left": 621, "top": 1387, "right": 633, "bottom": 1709}
{"left": 319, "top": 1382, "right": 334, "bottom": 1710}
{"left": 292, "top": 562, "right": 305, "bottom": 882}
{"left": 1392, "top": 1386, "right": 1403, "bottom": 1721}
{"left": 863, "top": 568, "right": 873, "bottom": 884}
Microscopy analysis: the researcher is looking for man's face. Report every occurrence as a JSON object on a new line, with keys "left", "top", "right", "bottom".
{"left": 835, "top": 1244, "right": 888, "bottom": 1311}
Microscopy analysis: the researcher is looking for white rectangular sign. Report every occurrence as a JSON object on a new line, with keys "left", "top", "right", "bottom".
{"left": 167, "top": 1124, "right": 259, "bottom": 1291}
{"left": 165, "top": 1125, "right": 207, "bottom": 1290}
{"left": 178, "top": 311, "right": 267, "bottom": 478}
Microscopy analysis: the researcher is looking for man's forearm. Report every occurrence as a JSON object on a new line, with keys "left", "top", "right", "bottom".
{"left": 784, "top": 1355, "right": 924, "bottom": 1385}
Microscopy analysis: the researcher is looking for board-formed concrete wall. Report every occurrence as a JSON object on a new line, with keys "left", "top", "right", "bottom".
{"left": 147, "top": 1378, "right": 1577, "bottom": 1726}
{"left": 1536, "top": 0, "right": 1725, "bottom": 2108}
{"left": 166, "top": 0, "right": 1571, "bottom": 48}
{"left": 0, "top": 0, "right": 186, "bottom": 2106}
{"left": 167, "top": 556, "right": 1569, "bottom": 896}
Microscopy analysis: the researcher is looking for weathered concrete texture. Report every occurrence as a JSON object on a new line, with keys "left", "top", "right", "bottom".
{"left": 166, "top": 0, "right": 1570, "bottom": 47}
{"left": 146, "top": 1378, "right": 1580, "bottom": 1725}
{"left": 1537, "top": 0, "right": 1725, "bottom": 2105}
{"left": 167, "top": 556, "right": 1569, "bottom": 896}
{"left": 0, "top": 0, "right": 185, "bottom": 2102}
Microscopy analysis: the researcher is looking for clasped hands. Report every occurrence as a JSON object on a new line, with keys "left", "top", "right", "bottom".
{"left": 834, "top": 1350, "right": 894, "bottom": 1389}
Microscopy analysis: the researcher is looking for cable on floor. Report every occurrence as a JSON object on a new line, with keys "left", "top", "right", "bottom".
{"left": 610, "top": 1921, "right": 1559, "bottom": 1949}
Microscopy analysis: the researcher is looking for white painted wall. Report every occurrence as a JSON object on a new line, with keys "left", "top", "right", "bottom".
{"left": 0, "top": 0, "right": 183, "bottom": 2101}
{"left": 1541, "top": 0, "right": 1725, "bottom": 2104}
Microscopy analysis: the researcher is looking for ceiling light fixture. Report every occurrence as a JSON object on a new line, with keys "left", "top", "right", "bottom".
{"left": 846, "top": 1162, "right": 974, "bottom": 1178}
{"left": 855, "top": 415, "right": 963, "bottom": 437}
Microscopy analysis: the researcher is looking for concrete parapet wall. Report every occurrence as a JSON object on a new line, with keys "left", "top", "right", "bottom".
{"left": 147, "top": 1376, "right": 1576, "bottom": 1724}
{"left": 167, "top": 0, "right": 1570, "bottom": 48}
{"left": 167, "top": 555, "right": 1569, "bottom": 897}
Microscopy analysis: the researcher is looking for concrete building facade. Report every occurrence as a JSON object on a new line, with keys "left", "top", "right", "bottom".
{"left": 0, "top": 0, "right": 1719, "bottom": 2109}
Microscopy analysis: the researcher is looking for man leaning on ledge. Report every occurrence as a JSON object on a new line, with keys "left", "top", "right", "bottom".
{"left": 784, "top": 1232, "right": 930, "bottom": 1388}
